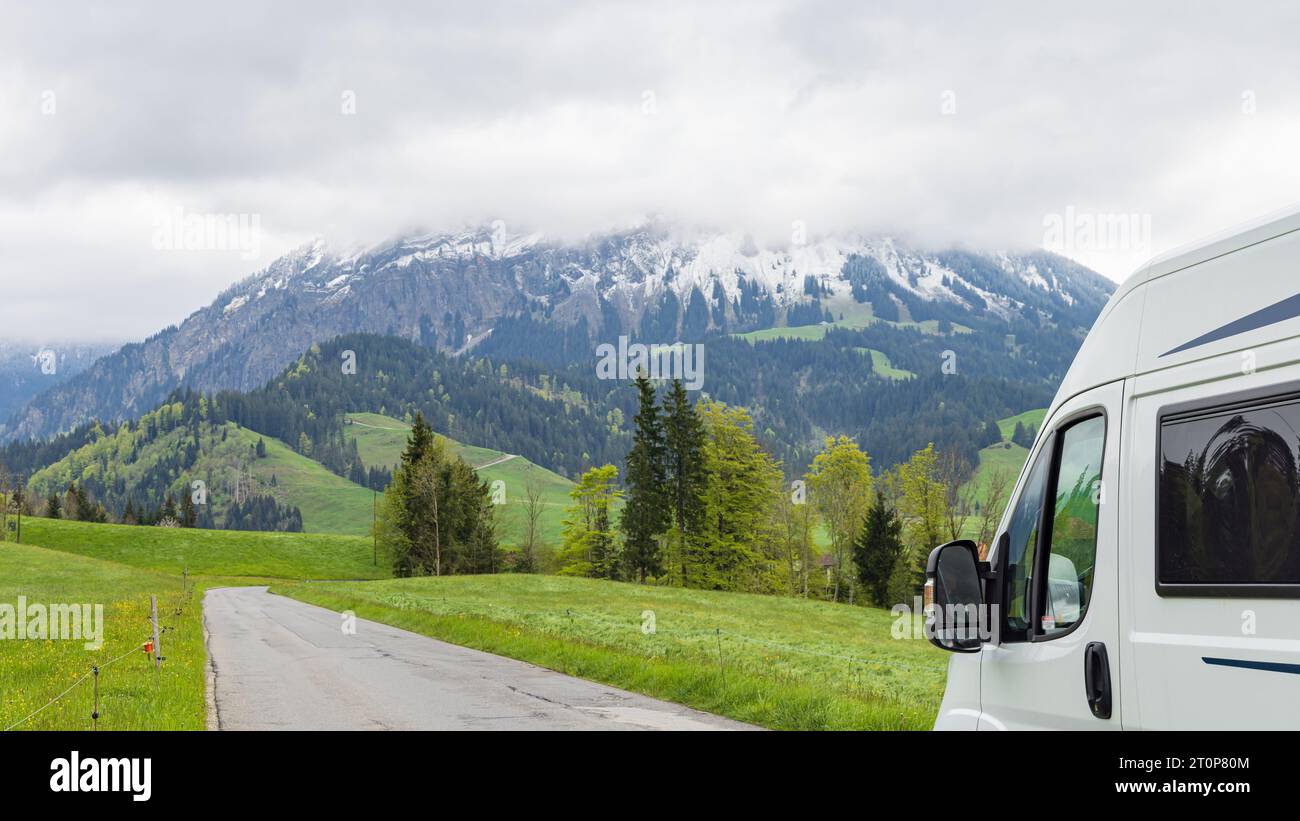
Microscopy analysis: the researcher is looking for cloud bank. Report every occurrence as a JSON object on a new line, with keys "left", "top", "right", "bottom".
{"left": 4, "top": 0, "right": 1300, "bottom": 340}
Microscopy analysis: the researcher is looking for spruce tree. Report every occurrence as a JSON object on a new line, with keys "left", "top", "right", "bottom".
{"left": 161, "top": 494, "right": 178, "bottom": 523}
{"left": 1011, "top": 421, "right": 1026, "bottom": 447}
{"left": 662, "top": 378, "right": 706, "bottom": 585}
{"left": 621, "top": 373, "right": 668, "bottom": 582}
{"left": 853, "top": 491, "right": 906, "bottom": 607}
{"left": 181, "top": 492, "right": 197, "bottom": 528}
{"left": 983, "top": 420, "right": 1003, "bottom": 446}
{"left": 401, "top": 413, "right": 435, "bottom": 468}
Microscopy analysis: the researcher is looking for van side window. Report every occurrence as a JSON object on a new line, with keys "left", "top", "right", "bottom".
{"left": 1001, "top": 414, "right": 1105, "bottom": 641}
{"left": 1159, "top": 395, "right": 1300, "bottom": 588}
{"left": 1004, "top": 445, "right": 1050, "bottom": 638}
{"left": 1040, "top": 416, "right": 1105, "bottom": 635}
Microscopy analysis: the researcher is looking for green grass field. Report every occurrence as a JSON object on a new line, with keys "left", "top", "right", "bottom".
{"left": 733, "top": 294, "right": 972, "bottom": 345}
{"left": 18, "top": 517, "right": 385, "bottom": 579}
{"left": 996, "top": 408, "right": 1047, "bottom": 441}
{"left": 855, "top": 348, "right": 916, "bottom": 380}
{"left": 959, "top": 408, "right": 1047, "bottom": 522}
{"left": 345, "top": 413, "right": 575, "bottom": 546}
{"left": 6, "top": 516, "right": 944, "bottom": 730}
{"left": 734, "top": 323, "right": 841, "bottom": 343}
{"left": 222, "top": 425, "right": 377, "bottom": 536}
{"left": 0, "top": 542, "right": 208, "bottom": 731}
{"left": 277, "top": 574, "right": 946, "bottom": 730}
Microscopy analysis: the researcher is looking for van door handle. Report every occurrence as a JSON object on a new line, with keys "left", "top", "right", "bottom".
{"left": 1083, "top": 642, "right": 1112, "bottom": 719}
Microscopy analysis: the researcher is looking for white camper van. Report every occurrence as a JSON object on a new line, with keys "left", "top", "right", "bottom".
{"left": 927, "top": 205, "right": 1300, "bottom": 730}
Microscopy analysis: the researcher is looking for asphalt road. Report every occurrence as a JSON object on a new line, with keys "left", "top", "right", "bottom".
{"left": 204, "top": 586, "right": 754, "bottom": 731}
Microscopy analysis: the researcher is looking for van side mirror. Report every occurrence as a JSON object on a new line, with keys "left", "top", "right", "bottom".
{"left": 925, "top": 540, "right": 990, "bottom": 653}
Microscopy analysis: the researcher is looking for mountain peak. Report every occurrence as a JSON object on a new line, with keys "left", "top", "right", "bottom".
{"left": 2, "top": 225, "right": 1114, "bottom": 444}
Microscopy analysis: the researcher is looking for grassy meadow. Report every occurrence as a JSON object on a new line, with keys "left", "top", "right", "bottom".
{"left": 733, "top": 294, "right": 974, "bottom": 344}
{"left": 18, "top": 517, "right": 385, "bottom": 580}
{"left": 226, "top": 425, "right": 376, "bottom": 536}
{"left": 277, "top": 574, "right": 947, "bottom": 730}
{"left": 996, "top": 408, "right": 1047, "bottom": 440}
{"left": 0, "top": 542, "right": 209, "bottom": 731}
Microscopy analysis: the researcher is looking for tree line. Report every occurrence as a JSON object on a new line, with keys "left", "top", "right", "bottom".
{"left": 549, "top": 374, "right": 1014, "bottom": 606}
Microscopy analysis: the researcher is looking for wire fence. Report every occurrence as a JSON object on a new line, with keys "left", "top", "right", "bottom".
{"left": 2, "top": 579, "right": 194, "bottom": 732}
{"left": 3, "top": 638, "right": 152, "bottom": 731}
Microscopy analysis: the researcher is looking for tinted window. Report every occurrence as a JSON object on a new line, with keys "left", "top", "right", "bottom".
{"left": 1160, "top": 397, "right": 1300, "bottom": 585}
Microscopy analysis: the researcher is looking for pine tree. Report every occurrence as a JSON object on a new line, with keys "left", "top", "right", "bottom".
{"left": 46, "top": 492, "right": 61, "bottom": 520}
{"left": 621, "top": 374, "right": 668, "bottom": 582}
{"left": 983, "top": 420, "right": 1003, "bottom": 446}
{"left": 853, "top": 491, "right": 905, "bottom": 607}
{"left": 401, "top": 413, "right": 435, "bottom": 469}
{"left": 181, "top": 492, "right": 197, "bottom": 528}
{"left": 256, "top": 437, "right": 267, "bottom": 458}
{"left": 662, "top": 379, "right": 706, "bottom": 586}
{"left": 161, "top": 494, "right": 178, "bottom": 523}
{"left": 375, "top": 414, "right": 498, "bottom": 577}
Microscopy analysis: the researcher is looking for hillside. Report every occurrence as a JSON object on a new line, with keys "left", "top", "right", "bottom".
{"left": 962, "top": 408, "right": 1048, "bottom": 508}
{"left": 346, "top": 412, "right": 575, "bottom": 545}
{"left": 21, "top": 398, "right": 578, "bottom": 546}
{"left": 24, "top": 412, "right": 375, "bottom": 535}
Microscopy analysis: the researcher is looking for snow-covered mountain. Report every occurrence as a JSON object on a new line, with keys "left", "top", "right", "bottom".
{"left": 1, "top": 223, "right": 1115, "bottom": 442}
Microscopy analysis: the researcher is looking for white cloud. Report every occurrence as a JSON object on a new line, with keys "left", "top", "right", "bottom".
{"left": 4, "top": 0, "right": 1300, "bottom": 341}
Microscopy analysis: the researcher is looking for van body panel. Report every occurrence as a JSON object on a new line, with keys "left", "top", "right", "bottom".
{"left": 931, "top": 653, "right": 980, "bottom": 730}
{"left": 1108, "top": 201, "right": 1300, "bottom": 312}
{"left": 1136, "top": 227, "right": 1300, "bottom": 372}
{"left": 1123, "top": 354, "right": 1300, "bottom": 729}
{"left": 1049, "top": 287, "right": 1146, "bottom": 423}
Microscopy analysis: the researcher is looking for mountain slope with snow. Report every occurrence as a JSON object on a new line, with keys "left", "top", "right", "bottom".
{"left": 1, "top": 224, "right": 1114, "bottom": 442}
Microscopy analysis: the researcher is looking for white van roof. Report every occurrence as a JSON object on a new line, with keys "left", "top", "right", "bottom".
{"left": 1050, "top": 202, "right": 1300, "bottom": 412}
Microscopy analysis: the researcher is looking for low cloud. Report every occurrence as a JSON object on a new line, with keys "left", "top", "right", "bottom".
{"left": 4, "top": 0, "right": 1300, "bottom": 341}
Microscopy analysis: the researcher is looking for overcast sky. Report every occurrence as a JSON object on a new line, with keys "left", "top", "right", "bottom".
{"left": 4, "top": 0, "right": 1300, "bottom": 343}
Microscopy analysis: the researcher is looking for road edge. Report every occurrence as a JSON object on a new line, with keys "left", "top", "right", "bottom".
{"left": 203, "top": 589, "right": 221, "bottom": 731}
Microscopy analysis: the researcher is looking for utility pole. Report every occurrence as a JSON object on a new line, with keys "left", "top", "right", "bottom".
{"left": 372, "top": 490, "right": 378, "bottom": 566}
